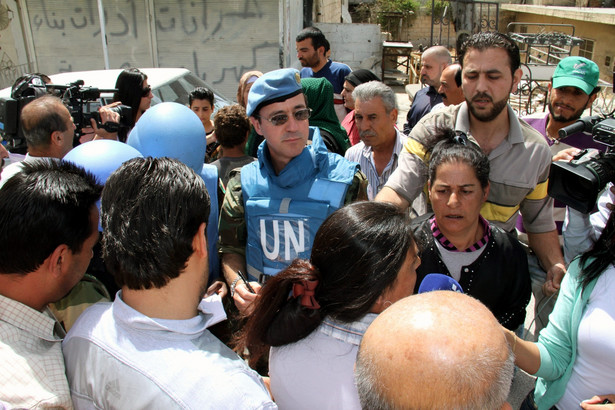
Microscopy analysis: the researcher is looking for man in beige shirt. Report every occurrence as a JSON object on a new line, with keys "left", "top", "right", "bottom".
{"left": 0, "top": 159, "right": 101, "bottom": 409}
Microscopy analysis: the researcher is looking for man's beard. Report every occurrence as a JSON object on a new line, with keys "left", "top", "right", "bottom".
{"left": 466, "top": 91, "right": 510, "bottom": 122}
{"left": 299, "top": 54, "right": 318, "bottom": 69}
{"left": 547, "top": 100, "right": 585, "bottom": 123}
{"left": 421, "top": 75, "right": 434, "bottom": 87}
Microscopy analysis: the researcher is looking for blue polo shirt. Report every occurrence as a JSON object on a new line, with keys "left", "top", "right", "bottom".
{"left": 300, "top": 59, "right": 351, "bottom": 94}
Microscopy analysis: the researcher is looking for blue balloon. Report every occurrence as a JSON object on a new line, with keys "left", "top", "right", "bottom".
{"left": 127, "top": 102, "right": 206, "bottom": 173}
{"left": 64, "top": 140, "right": 143, "bottom": 232}
{"left": 64, "top": 140, "right": 143, "bottom": 185}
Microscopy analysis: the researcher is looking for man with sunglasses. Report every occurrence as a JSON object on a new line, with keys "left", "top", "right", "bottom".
{"left": 218, "top": 68, "right": 367, "bottom": 314}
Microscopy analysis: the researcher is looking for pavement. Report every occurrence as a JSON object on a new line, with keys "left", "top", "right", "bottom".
{"left": 391, "top": 84, "right": 537, "bottom": 409}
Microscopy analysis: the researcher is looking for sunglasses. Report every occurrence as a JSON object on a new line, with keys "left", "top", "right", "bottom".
{"left": 141, "top": 86, "right": 152, "bottom": 97}
{"left": 257, "top": 108, "right": 312, "bottom": 126}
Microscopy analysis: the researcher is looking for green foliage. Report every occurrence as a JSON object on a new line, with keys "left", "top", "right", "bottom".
{"left": 376, "top": 0, "right": 418, "bottom": 14}
{"left": 427, "top": 0, "right": 452, "bottom": 18}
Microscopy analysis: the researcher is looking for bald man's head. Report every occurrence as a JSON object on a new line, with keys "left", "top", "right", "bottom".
{"left": 419, "top": 46, "right": 451, "bottom": 88}
{"left": 355, "top": 292, "right": 513, "bottom": 410}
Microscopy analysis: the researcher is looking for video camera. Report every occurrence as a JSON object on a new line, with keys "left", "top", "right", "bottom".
{"left": 548, "top": 115, "right": 615, "bottom": 213}
{"left": 0, "top": 75, "right": 133, "bottom": 153}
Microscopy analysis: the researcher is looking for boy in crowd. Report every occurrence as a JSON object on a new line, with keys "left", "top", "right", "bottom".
{"left": 189, "top": 87, "right": 218, "bottom": 161}
{"left": 211, "top": 104, "right": 256, "bottom": 189}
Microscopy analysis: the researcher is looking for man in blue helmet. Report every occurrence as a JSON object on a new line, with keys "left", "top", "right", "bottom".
{"left": 218, "top": 68, "right": 367, "bottom": 314}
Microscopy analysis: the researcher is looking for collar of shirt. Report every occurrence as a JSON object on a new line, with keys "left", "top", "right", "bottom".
{"left": 322, "top": 59, "right": 333, "bottom": 71}
{"left": 0, "top": 294, "right": 62, "bottom": 341}
{"left": 319, "top": 313, "right": 378, "bottom": 346}
{"left": 426, "top": 85, "right": 439, "bottom": 96}
{"left": 113, "top": 291, "right": 216, "bottom": 341}
{"left": 455, "top": 102, "right": 524, "bottom": 146}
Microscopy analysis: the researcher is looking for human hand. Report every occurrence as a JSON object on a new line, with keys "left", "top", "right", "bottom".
{"left": 552, "top": 147, "right": 580, "bottom": 162}
{"left": 580, "top": 395, "right": 615, "bottom": 409}
{"left": 206, "top": 280, "right": 228, "bottom": 299}
{"left": 542, "top": 262, "right": 566, "bottom": 297}
{"left": 233, "top": 281, "right": 262, "bottom": 315}
{"left": 91, "top": 102, "right": 121, "bottom": 140}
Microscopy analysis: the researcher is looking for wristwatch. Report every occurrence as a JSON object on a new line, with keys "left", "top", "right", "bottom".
{"left": 230, "top": 277, "right": 241, "bottom": 298}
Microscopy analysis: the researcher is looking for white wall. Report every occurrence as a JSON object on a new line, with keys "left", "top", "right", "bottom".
{"left": 0, "top": 0, "right": 292, "bottom": 98}
{"left": 314, "top": 22, "right": 382, "bottom": 74}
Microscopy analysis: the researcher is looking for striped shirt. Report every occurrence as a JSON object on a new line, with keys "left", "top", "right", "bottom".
{"left": 345, "top": 128, "right": 406, "bottom": 200}
{"left": 385, "top": 103, "right": 554, "bottom": 233}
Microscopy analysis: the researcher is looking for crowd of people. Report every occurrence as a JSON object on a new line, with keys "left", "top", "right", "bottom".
{"left": 0, "top": 25, "right": 613, "bottom": 410}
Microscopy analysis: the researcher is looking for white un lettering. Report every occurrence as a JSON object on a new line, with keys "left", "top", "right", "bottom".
{"left": 260, "top": 219, "right": 306, "bottom": 261}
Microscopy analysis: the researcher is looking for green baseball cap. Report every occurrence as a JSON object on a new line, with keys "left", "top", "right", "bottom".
{"left": 552, "top": 56, "right": 599, "bottom": 95}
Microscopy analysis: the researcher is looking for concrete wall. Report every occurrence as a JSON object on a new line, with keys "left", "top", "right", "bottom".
{"left": 314, "top": 22, "right": 382, "bottom": 74}
{"left": 0, "top": 0, "right": 300, "bottom": 97}
{"left": 400, "top": 12, "right": 457, "bottom": 50}
{"left": 315, "top": 0, "right": 342, "bottom": 23}
{"left": 501, "top": 8, "right": 615, "bottom": 83}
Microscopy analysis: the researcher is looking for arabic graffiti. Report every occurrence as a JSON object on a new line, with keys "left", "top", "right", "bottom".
{"left": 32, "top": 0, "right": 137, "bottom": 38}
{"left": 27, "top": 0, "right": 280, "bottom": 97}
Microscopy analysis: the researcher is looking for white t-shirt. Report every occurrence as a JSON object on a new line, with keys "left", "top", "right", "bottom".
{"left": 557, "top": 265, "right": 615, "bottom": 409}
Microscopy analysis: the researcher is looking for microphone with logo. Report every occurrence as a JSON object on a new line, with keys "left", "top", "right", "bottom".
{"left": 418, "top": 273, "right": 464, "bottom": 294}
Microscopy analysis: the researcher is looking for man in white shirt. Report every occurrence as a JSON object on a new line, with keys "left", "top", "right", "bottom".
{"left": 345, "top": 81, "right": 406, "bottom": 200}
{"left": 0, "top": 160, "right": 102, "bottom": 409}
{"left": 63, "top": 157, "right": 276, "bottom": 409}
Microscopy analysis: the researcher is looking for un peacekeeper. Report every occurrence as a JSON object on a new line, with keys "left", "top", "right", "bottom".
{"left": 218, "top": 68, "right": 367, "bottom": 315}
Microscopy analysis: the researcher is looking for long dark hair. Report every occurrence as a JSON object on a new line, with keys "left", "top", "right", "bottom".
{"left": 113, "top": 68, "right": 147, "bottom": 141}
{"left": 579, "top": 210, "right": 615, "bottom": 290}
{"left": 236, "top": 201, "right": 415, "bottom": 366}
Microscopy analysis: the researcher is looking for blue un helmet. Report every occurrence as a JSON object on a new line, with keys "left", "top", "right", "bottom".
{"left": 127, "top": 102, "right": 206, "bottom": 173}
{"left": 63, "top": 139, "right": 143, "bottom": 231}
{"left": 64, "top": 140, "right": 143, "bottom": 185}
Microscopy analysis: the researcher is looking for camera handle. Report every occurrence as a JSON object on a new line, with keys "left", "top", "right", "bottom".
{"left": 558, "top": 115, "right": 601, "bottom": 139}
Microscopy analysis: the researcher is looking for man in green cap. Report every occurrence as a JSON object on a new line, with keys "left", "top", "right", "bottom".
{"left": 522, "top": 56, "right": 602, "bottom": 335}
{"left": 524, "top": 56, "right": 601, "bottom": 153}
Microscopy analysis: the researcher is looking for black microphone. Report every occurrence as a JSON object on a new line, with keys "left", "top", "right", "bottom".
{"left": 558, "top": 115, "right": 601, "bottom": 140}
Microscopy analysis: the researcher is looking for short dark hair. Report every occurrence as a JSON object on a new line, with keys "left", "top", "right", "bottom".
{"left": 189, "top": 87, "right": 215, "bottom": 107}
{"left": 236, "top": 201, "right": 416, "bottom": 365}
{"left": 426, "top": 127, "right": 490, "bottom": 189}
{"left": 20, "top": 95, "right": 68, "bottom": 149}
{"left": 213, "top": 105, "right": 250, "bottom": 148}
{"left": 0, "top": 159, "right": 102, "bottom": 274}
{"left": 458, "top": 32, "right": 520, "bottom": 75}
{"left": 296, "top": 26, "right": 329, "bottom": 52}
{"left": 102, "top": 157, "right": 211, "bottom": 290}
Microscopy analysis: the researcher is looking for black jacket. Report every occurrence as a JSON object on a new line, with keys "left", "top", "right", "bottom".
{"left": 412, "top": 214, "right": 531, "bottom": 330}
